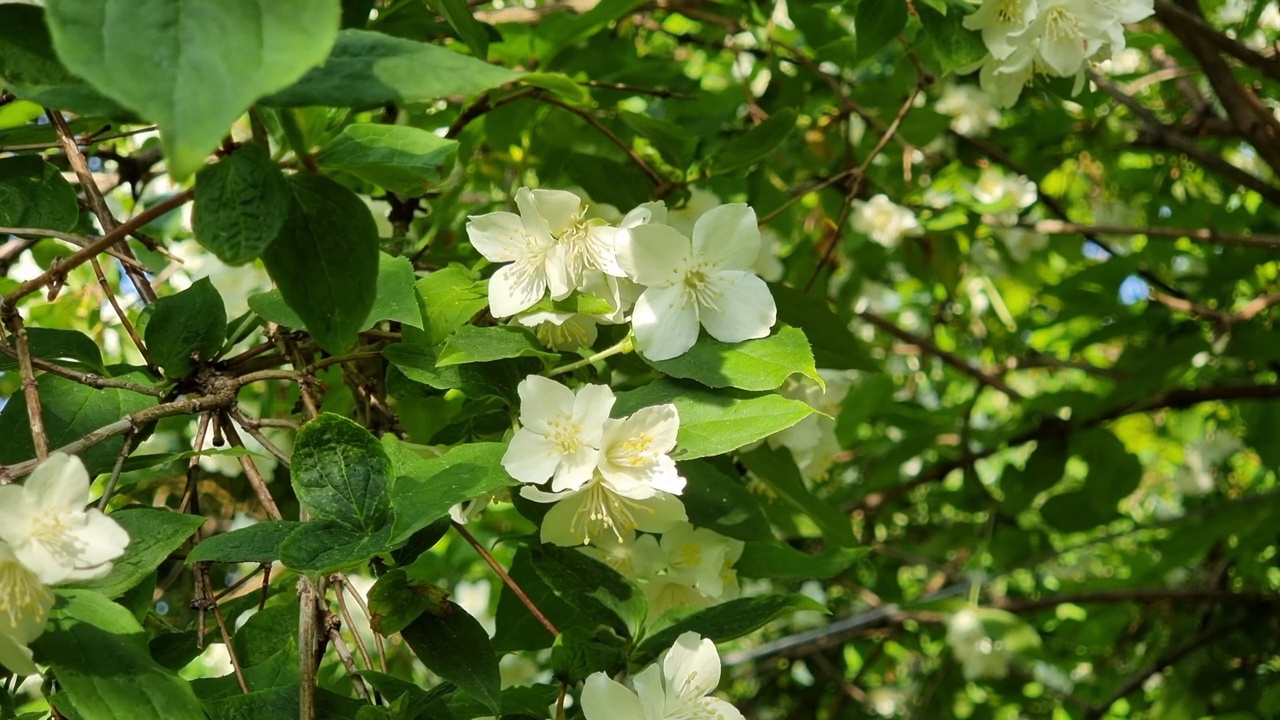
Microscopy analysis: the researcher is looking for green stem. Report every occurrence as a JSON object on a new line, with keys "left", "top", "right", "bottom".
{"left": 545, "top": 335, "right": 634, "bottom": 377}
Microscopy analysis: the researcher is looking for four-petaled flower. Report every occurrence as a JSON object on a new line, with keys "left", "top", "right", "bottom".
{"left": 502, "top": 375, "right": 615, "bottom": 492}
{"left": 582, "top": 631, "right": 745, "bottom": 720}
{"left": 618, "top": 203, "right": 777, "bottom": 361}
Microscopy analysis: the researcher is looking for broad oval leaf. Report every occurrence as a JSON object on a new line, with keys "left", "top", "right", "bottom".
{"left": 389, "top": 441, "right": 511, "bottom": 544}
{"left": 291, "top": 413, "right": 392, "bottom": 533}
{"left": 261, "top": 174, "right": 380, "bottom": 354}
{"left": 278, "top": 520, "right": 393, "bottom": 575}
{"left": 186, "top": 521, "right": 301, "bottom": 565}
{"left": 144, "top": 277, "right": 228, "bottom": 378}
{"left": 192, "top": 143, "right": 292, "bottom": 265}
{"left": 530, "top": 544, "right": 647, "bottom": 639}
{"left": 643, "top": 324, "right": 822, "bottom": 392}
{"left": 45, "top": 0, "right": 342, "bottom": 178}
{"left": 68, "top": 509, "right": 205, "bottom": 599}
{"left": 264, "top": 29, "right": 522, "bottom": 108}
{"left": 401, "top": 601, "right": 502, "bottom": 715}
{"left": 316, "top": 123, "right": 459, "bottom": 196}
{"left": 0, "top": 154, "right": 80, "bottom": 231}
{"left": 0, "top": 5, "right": 123, "bottom": 115}
{"left": 437, "top": 325, "right": 559, "bottom": 366}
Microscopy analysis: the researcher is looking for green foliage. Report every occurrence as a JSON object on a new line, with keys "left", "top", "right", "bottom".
{"left": 70, "top": 509, "right": 204, "bottom": 599}
{"left": 316, "top": 124, "right": 459, "bottom": 196}
{"left": 144, "top": 278, "right": 227, "bottom": 377}
{"left": 0, "top": 155, "right": 79, "bottom": 231}
{"left": 400, "top": 602, "right": 502, "bottom": 715}
{"left": 192, "top": 143, "right": 292, "bottom": 265}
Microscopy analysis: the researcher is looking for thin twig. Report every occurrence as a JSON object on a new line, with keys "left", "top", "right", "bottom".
{"left": 453, "top": 522, "right": 560, "bottom": 637}
{"left": 97, "top": 426, "right": 136, "bottom": 510}
{"left": 2, "top": 309, "right": 49, "bottom": 461}
{"left": 0, "top": 227, "right": 153, "bottom": 274}
{"left": 539, "top": 95, "right": 666, "bottom": 188}
{"left": 857, "top": 310, "right": 1024, "bottom": 400}
{"left": 1019, "top": 219, "right": 1280, "bottom": 251}
{"left": 219, "top": 414, "right": 284, "bottom": 521}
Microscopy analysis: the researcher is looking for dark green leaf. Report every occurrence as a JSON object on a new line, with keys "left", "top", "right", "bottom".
{"left": 0, "top": 5, "right": 122, "bottom": 115}
{"left": 643, "top": 325, "right": 821, "bottom": 391}
{"left": 918, "top": 4, "right": 988, "bottom": 73}
{"left": 45, "top": 0, "right": 342, "bottom": 178}
{"left": 1000, "top": 438, "right": 1067, "bottom": 515}
{"left": 265, "top": 29, "right": 521, "bottom": 108}
{"left": 424, "top": 0, "right": 489, "bottom": 59}
{"left": 366, "top": 253, "right": 425, "bottom": 329}
{"left": 366, "top": 568, "right": 449, "bottom": 636}
{"left": 261, "top": 174, "right": 380, "bottom": 353}
{"left": 316, "top": 124, "right": 459, "bottom": 196}
{"left": 192, "top": 143, "right": 292, "bottom": 265}
{"left": 736, "top": 542, "right": 870, "bottom": 580}
{"left": 530, "top": 544, "right": 646, "bottom": 638}
{"left": 187, "top": 521, "right": 301, "bottom": 565}
{"left": 278, "top": 520, "right": 393, "bottom": 574}
{"left": 34, "top": 590, "right": 205, "bottom": 720}
{"left": 771, "top": 283, "right": 877, "bottom": 371}
{"left": 291, "top": 413, "right": 392, "bottom": 532}
{"left": 0, "top": 327, "right": 104, "bottom": 373}
{"left": 711, "top": 108, "right": 796, "bottom": 175}
{"left": 389, "top": 442, "right": 510, "bottom": 544}
{"left": 679, "top": 460, "right": 773, "bottom": 542}
{"left": 619, "top": 110, "right": 696, "bottom": 168}
{"left": 855, "top": 0, "right": 908, "bottom": 62}
{"left": 740, "top": 444, "right": 857, "bottom": 547}
{"left": 436, "top": 325, "right": 559, "bottom": 366}
{"left": 0, "top": 154, "right": 79, "bottom": 231}
{"left": 614, "top": 379, "right": 814, "bottom": 460}
{"left": 401, "top": 601, "right": 502, "bottom": 715}
{"left": 68, "top": 509, "right": 204, "bottom": 599}
{"left": 635, "top": 594, "right": 824, "bottom": 662}
{"left": 144, "top": 278, "right": 228, "bottom": 377}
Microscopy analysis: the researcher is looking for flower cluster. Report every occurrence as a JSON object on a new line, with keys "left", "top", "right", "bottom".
{"left": 501, "top": 375, "right": 687, "bottom": 546}
{"left": 0, "top": 453, "right": 130, "bottom": 675}
{"left": 467, "top": 187, "right": 778, "bottom": 361}
{"left": 850, "top": 194, "right": 922, "bottom": 249}
{"left": 963, "top": 0, "right": 1155, "bottom": 107}
{"left": 582, "top": 631, "right": 744, "bottom": 720}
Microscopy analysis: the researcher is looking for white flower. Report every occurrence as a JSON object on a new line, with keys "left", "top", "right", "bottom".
{"left": 935, "top": 84, "right": 1002, "bottom": 136}
{"left": 658, "top": 523, "right": 743, "bottom": 599}
{"left": 663, "top": 188, "right": 721, "bottom": 238}
{"left": 501, "top": 376, "right": 615, "bottom": 492}
{"left": 754, "top": 229, "right": 786, "bottom": 282}
{"left": 850, "top": 194, "right": 922, "bottom": 248}
{"left": 772, "top": 370, "right": 853, "bottom": 479}
{"left": 597, "top": 404, "right": 685, "bottom": 496}
{"left": 997, "top": 226, "right": 1048, "bottom": 262}
{"left": 521, "top": 472, "right": 687, "bottom": 546}
{"left": 516, "top": 310, "right": 600, "bottom": 351}
{"left": 962, "top": 0, "right": 1039, "bottom": 60}
{"left": 581, "top": 632, "right": 745, "bottom": 720}
{"left": 1013, "top": 0, "right": 1111, "bottom": 77}
{"left": 0, "top": 453, "right": 130, "bottom": 585}
{"left": 977, "top": 51, "right": 1038, "bottom": 107}
{"left": 946, "top": 609, "right": 1016, "bottom": 680}
{"left": 618, "top": 204, "right": 777, "bottom": 361}
{"left": 0, "top": 541, "right": 54, "bottom": 676}
{"left": 971, "top": 168, "right": 1037, "bottom": 226}
{"left": 467, "top": 188, "right": 562, "bottom": 317}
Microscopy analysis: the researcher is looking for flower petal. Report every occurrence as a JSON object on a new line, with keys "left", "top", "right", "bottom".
{"left": 631, "top": 663, "right": 668, "bottom": 719}
{"left": 698, "top": 271, "right": 776, "bottom": 344}
{"left": 617, "top": 224, "right": 690, "bottom": 287}
{"left": 581, "top": 672, "right": 646, "bottom": 720}
{"left": 466, "top": 211, "right": 528, "bottom": 262}
{"left": 0, "top": 631, "right": 38, "bottom": 676}
{"left": 57, "top": 509, "right": 131, "bottom": 581}
{"left": 691, "top": 203, "right": 761, "bottom": 272}
{"left": 517, "top": 375, "right": 576, "bottom": 432}
{"left": 529, "top": 189, "right": 583, "bottom": 236}
{"left": 632, "top": 492, "right": 687, "bottom": 535}
{"left": 572, "top": 383, "right": 616, "bottom": 446}
{"left": 663, "top": 632, "right": 721, "bottom": 702}
{"left": 633, "top": 285, "right": 700, "bottom": 361}
{"left": 488, "top": 262, "right": 546, "bottom": 318}
{"left": 25, "top": 452, "right": 88, "bottom": 513}
{"left": 502, "top": 430, "right": 561, "bottom": 485}
{"left": 549, "top": 446, "right": 599, "bottom": 493}
{"left": 515, "top": 187, "right": 556, "bottom": 245}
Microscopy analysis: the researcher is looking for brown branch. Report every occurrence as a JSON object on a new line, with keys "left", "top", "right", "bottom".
{"left": 538, "top": 95, "right": 667, "bottom": 189}
{"left": 1, "top": 309, "right": 49, "bottom": 461}
{"left": 1153, "top": 1, "right": 1280, "bottom": 84}
{"left": 452, "top": 522, "right": 559, "bottom": 637}
{"left": 219, "top": 414, "right": 284, "bottom": 521}
{"left": 0, "top": 125, "right": 158, "bottom": 153}
{"left": 87, "top": 255, "right": 159, "bottom": 374}
{"left": 2, "top": 188, "right": 194, "bottom": 307}
{"left": 45, "top": 109, "right": 157, "bottom": 304}
{"left": 1016, "top": 219, "right": 1280, "bottom": 251}
{"left": 857, "top": 310, "right": 1025, "bottom": 400}
{"left": 194, "top": 563, "right": 250, "bottom": 693}
{"left": 995, "top": 588, "right": 1280, "bottom": 613}
{"left": 0, "top": 227, "right": 153, "bottom": 274}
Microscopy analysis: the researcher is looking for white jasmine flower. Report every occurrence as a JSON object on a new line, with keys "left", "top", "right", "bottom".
{"left": 0, "top": 453, "right": 130, "bottom": 585}
{"left": 516, "top": 310, "right": 600, "bottom": 351}
{"left": 597, "top": 404, "right": 685, "bottom": 496}
{"left": 772, "top": 370, "right": 853, "bottom": 479}
{"left": 971, "top": 168, "right": 1038, "bottom": 225}
{"left": 581, "top": 632, "right": 745, "bottom": 720}
{"left": 963, "top": 0, "right": 1039, "bottom": 59}
{"left": 580, "top": 532, "right": 666, "bottom": 580}
{"left": 658, "top": 523, "right": 743, "bottom": 599}
{"left": 946, "top": 608, "right": 1016, "bottom": 680}
{"left": 501, "top": 376, "right": 615, "bottom": 492}
{"left": 977, "top": 51, "right": 1038, "bottom": 107}
{"left": 521, "top": 472, "right": 686, "bottom": 547}
{"left": 1014, "top": 0, "right": 1110, "bottom": 77}
{"left": 618, "top": 204, "right": 778, "bottom": 361}
{"left": 850, "top": 194, "right": 923, "bottom": 248}
{"left": 754, "top": 229, "right": 786, "bottom": 282}
{"left": 997, "top": 226, "right": 1048, "bottom": 262}
{"left": 663, "top": 188, "right": 721, "bottom": 238}
{"left": 935, "top": 84, "right": 1002, "bottom": 136}
{"left": 0, "top": 541, "right": 54, "bottom": 676}
{"left": 643, "top": 574, "right": 714, "bottom": 623}
{"left": 467, "top": 188, "right": 563, "bottom": 317}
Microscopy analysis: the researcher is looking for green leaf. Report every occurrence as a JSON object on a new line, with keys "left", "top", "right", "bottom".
{"left": 278, "top": 520, "right": 393, "bottom": 575}
{"left": 520, "top": 72, "right": 592, "bottom": 104}
{"left": 291, "top": 413, "right": 392, "bottom": 533}
{"left": 736, "top": 542, "right": 870, "bottom": 580}
{"left": 613, "top": 378, "right": 815, "bottom": 460}
{"left": 144, "top": 278, "right": 228, "bottom": 377}
{"left": 770, "top": 283, "right": 877, "bottom": 371}
{"left": 192, "top": 143, "right": 292, "bottom": 265}
{"left": 33, "top": 590, "right": 205, "bottom": 720}
{"left": 401, "top": 601, "right": 502, "bottom": 715}
{"left": 0, "top": 374, "right": 157, "bottom": 474}
{"left": 367, "top": 253, "right": 425, "bottom": 329}
{"left": 917, "top": 4, "right": 988, "bottom": 73}
{"left": 530, "top": 544, "right": 646, "bottom": 638}
{"left": 643, "top": 325, "right": 821, "bottom": 392}
{"left": 265, "top": 29, "right": 522, "bottom": 108}
{"left": 247, "top": 290, "right": 305, "bottom": 328}
{"left": 261, "top": 174, "right": 380, "bottom": 354}
{"left": 436, "top": 325, "right": 559, "bottom": 366}
{"left": 383, "top": 341, "right": 533, "bottom": 403}
{"left": 316, "top": 123, "right": 459, "bottom": 196}
{"left": 493, "top": 548, "right": 590, "bottom": 653}
{"left": 389, "top": 442, "right": 511, "bottom": 544}
{"left": 424, "top": 0, "right": 489, "bottom": 60}
{"left": 679, "top": 460, "right": 773, "bottom": 542}
{"left": 365, "top": 568, "right": 450, "bottom": 636}
{"left": 710, "top": 108, "right": 796, "bottom": 175}
{"left": 45, "top": 0, "right": 341, "bottom": 179}
{"left": 1000, "top": 437, "right": 1067, "bottom": 515}
{"left": 187, "top": 521, "right": 301, "bottom": 565}
{"left": 635, "top": 593, "right": 824, "bottom": 662}
{"left": 68, "top": 509, "right": 204, "bottom": 599}
{"left": 0, "top": 5, "right": 123, "bottom": 115}
{"left": 0, "top": 327, "right": 105, "bottom": 373}
{"left": 740, "top": 444, "right": 857, "bottom": 547}
{"left": 0, "top": 154, "right": 80, "bottom": 231}
{"left": 415, "top": 265, "right": 490, "bottom": 344}
{"left": 854, "top": 0, "right": 908, "bottom": 62}
{"left": 619, "top": 111, "right": 696, "bottom": 168}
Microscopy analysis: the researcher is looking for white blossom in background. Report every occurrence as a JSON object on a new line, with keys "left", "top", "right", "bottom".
{"left": 0, "top": 453, "right": 130, "bottom": 585}
{"left": 946, "top": 609, "right": 1015, "bottom": 680}
{"left": 618, "top": 204, "right": 777, "bottom": 361}
{"left": 998, "top": 226, "right": 1048, "bottom": 262}
{"left": 658, "top": 523, "right": 743, "bottom": 600}
{"left": 754, "top": 229, "right": 786, "bottom": 282}
{"left": 971, "top": 167, "right": 1037, "bottom": 226}
{"left": 662, "top": 188, "right": 722, "bottom": 238}
{"left": 597, "top": 405, "right": 684, "bottom": 495}
{"left": 581, "top": 632, "right": 745, "bottom": 720}
{"left": 501, "top": 376, "right": 615, "bottom": 492}
{"left": 772, "top": 370, "right": 854, "bottom": 479}
{"left": 935, "top": 84, "right": 1002, "bottom": 136}
{"left": 0, "top": 540, "right": 54, "bottom": 676}
{"left": 850, "top": 194, "right": 922, "bottom": 249}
